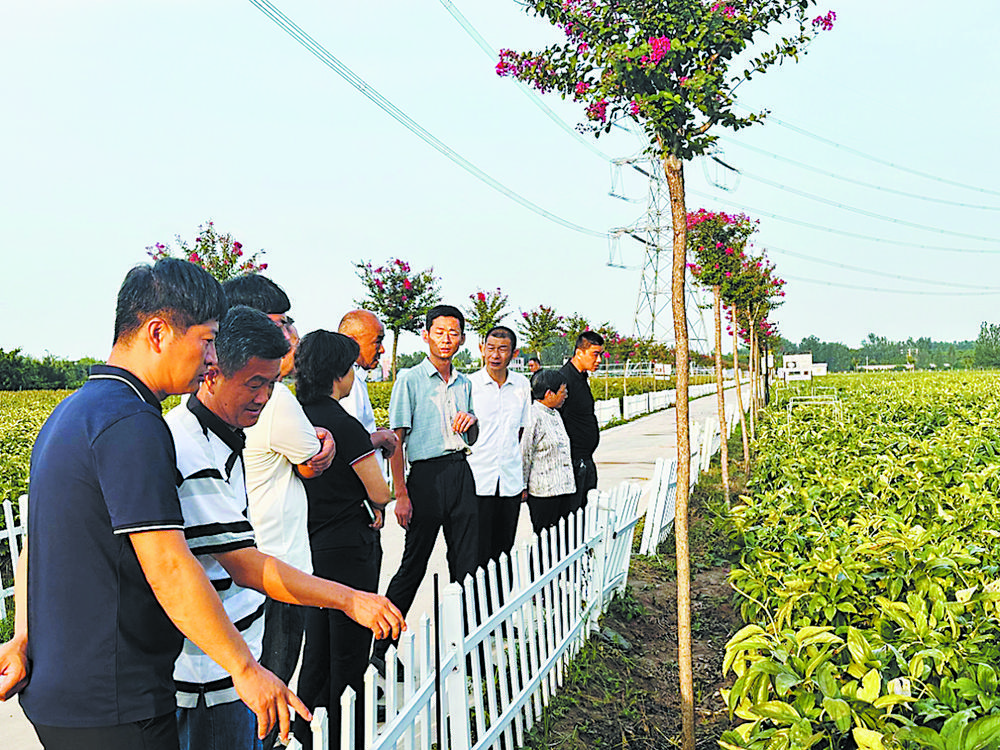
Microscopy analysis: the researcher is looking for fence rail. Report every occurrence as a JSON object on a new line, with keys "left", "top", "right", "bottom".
{"left": 637, "top": 403, "right": 744, "bottom": 557}
{"left": 312, "top": 481, "right": 643, "bottom": 750}
{"left": 594, "top": 379, "right": 736, "bottom": 427}
{"left": 1, "top": 497, "right": 25, "bottom": 620}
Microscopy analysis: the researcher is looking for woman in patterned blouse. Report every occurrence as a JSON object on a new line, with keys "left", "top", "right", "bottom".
{"left": 521, "top": 369, "right": 578, "bottom": 534}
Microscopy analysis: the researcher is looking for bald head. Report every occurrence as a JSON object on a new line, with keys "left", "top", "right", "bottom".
{"left": 338, "top": 309, "right": 385, "bottom": 370}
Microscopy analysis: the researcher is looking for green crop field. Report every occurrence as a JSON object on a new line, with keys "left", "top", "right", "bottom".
{"left": 722, "top": 371, "right": 1000, "bottom": 750}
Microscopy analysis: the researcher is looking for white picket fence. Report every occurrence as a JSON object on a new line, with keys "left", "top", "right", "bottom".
{"left": 637, "top": 405, "right": 744, "bottom": 557}
{"left": 312, "top": 482, "right": 643, "bottom": 750}
{"left": 594, "top": 379, "right": 736, "bottom": 427}
{"left": 0, "top": 497, "right": 25, "bottom": 620}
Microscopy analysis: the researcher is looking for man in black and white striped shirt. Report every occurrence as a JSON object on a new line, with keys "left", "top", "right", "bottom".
{"left": 166, "top": 306, "right": 404, "bottom": 750}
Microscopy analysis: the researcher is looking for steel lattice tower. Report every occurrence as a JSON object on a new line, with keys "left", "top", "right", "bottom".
{"left": 608, "top": 154, "right": 711, "bottom": 355}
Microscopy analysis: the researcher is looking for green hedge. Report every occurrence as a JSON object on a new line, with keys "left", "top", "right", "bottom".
{"left": 722, "top": 372, "right": 1000, "bottom": 750}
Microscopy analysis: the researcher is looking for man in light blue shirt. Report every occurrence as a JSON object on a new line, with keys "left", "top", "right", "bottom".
{"left": 372, "top": 305, "right": 479, "bottom": 670}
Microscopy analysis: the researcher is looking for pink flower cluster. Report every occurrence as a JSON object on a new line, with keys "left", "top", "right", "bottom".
{"left": 575, "top": 81, "right": 590, "bottom": 96}
{"left": 812, "top": 10, "right": 836, "bottom": 31}
{"left": 628, "top": 100, "right": 641, "bottom": 117}
{"left": 640, "top": 36, "right": 671, "bottom": 67}
{"left": 710, "top": 3, "right": 736, "bottom": 18}
{"left": 585, "top": 99, "right": 608, "bottom": 122}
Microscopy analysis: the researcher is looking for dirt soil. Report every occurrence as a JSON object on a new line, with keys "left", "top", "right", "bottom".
{"left": 521, "top": 471, "right": 745, "bottom": 750}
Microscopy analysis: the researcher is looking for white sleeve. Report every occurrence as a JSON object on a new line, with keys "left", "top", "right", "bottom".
{"left": 261, "top": 383, "right": 320, "bottom": 464}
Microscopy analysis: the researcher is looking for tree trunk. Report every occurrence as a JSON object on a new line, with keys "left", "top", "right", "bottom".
{"left": 390, "top": 328, "right": 400, "bottom": 381}
{"left": 748, "top": 319, "right": 756, "bottom": 441}
{"left": 732, "top": 306, "right": 750, "bottom": 471}
{"left": 714, "top": 287, "right": 730, "bottom": 505}
{"left": 663, "top": 152, "right": 695, "bottom": 750}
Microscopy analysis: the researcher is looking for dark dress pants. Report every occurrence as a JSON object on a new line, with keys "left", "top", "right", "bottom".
{"left": 373, "top": 454, "right": 478, "bottom": 660}
{"left": 32, "top": 712, "right": 178, "bottom": 750}
{"left": 260, "top": 599, "right": 305, "bottom": 750}
{"left": 294, "top": 538, "right": 381, "bottom": 750}
{"left": 477, "top": 489, "right": 521, "bottom": 569}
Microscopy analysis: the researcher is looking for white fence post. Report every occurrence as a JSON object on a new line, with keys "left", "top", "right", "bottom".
{"left": 441, "top": 583, "right": 470, "bottom": 750}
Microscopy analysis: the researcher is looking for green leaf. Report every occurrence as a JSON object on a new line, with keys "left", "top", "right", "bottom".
{"left": 821, "top": 697, "right": 851, "bottom": 733}
{"left": 852, "top": 726, "right": 886, "bottom": 750}
{"left": 857, "top": 668, "right": 881, "bottom": 703}
{"left": 750, "top": 700, "right": 801, "bottom": 723}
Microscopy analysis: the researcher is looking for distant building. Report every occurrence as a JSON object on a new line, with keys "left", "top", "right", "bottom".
{"left": 779, "top": 352, "right": 828, "bottom": 382}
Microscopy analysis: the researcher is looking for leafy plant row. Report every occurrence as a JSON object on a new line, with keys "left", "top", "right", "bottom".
{"left": 722, "top": 373, "right": 1000, "bottom": 750}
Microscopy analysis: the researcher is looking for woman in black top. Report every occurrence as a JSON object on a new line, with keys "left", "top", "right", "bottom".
{"left": 293, "top": 330, "right": 390, "bottom": 750}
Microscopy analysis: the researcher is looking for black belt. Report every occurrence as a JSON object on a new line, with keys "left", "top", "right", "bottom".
{"left": 412, "top": 451, "right": 467, "bottom": 465}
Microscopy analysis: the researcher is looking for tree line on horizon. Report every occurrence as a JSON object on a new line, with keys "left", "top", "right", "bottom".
{"left": 777, "top": 332, "right": 979, "bottom": 372}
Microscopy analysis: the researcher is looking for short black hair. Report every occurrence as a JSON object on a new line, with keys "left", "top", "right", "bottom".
{"left": 295, "top": 330, "right": 360, "bottom": 405}
{"left": 530, "top": 369, "right": 567, "bottom": 401}
{"left": 484, "top": 326, "right": 517, "bottom": 350}
{"left": 114, "top": 258, "right": 228, "bottom": 344}
{"left": 575, "top": 330, "right": 605, "bottom": 352}
{"left": 216, "top": 305, "right": 290, "bottom": 377}
{"left": 528, "top": 357, "right": 541, "bottom": 365}
{"left": 425, "top": 305, "right": 465, "bottom": 333}
{"left": 222, "top": 274, "right": 291, "bottom": 315}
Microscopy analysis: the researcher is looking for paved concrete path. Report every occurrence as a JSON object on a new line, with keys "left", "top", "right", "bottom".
{"left": 1, "top": 383, "right": 749, "bottom": 748}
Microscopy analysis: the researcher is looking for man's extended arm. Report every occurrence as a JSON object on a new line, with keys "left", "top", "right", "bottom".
{"left": 0, "top": 547, "right": 28, "bottom": 701}
{"left": 214, "top": 548, "right": 404, "bottom": 641}
{"left": 130, "top": 530, "right": 309, "bottom": 742}
{"left": 389, "top": 427, "right": 410, "bottom": 528}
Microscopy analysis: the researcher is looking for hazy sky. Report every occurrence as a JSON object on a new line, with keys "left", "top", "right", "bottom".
{"left": 2, "top": 0, "right": 998, "bottom": 360}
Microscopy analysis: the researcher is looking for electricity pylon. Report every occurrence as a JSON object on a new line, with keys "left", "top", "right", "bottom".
{"left": 608, "top": 153, "right": 711, "bottom": 355}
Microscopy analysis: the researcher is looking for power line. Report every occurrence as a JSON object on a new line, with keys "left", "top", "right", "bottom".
{"left": 716, "top": 135, "right": 1000, "bottom": 212}
{"left": 739, "top": 106, "right": 1000, "bottom": 198}
{"left": 783, "top": 273, "right": 1000, "bottom": 296}
{"left": 246, "top": 0, "right": 607, "bottom": 238}
{"left": 437, "top": 0, "right": 615, "bottom": 161}
{"left": 766, "top": 245, "right": 1000, "bottom": 291}
{"left": 735, "top": 172, "right": 1000, "bottom": 244}
{"left": 687, "top": 187, "right": 1000, "bottom": 255}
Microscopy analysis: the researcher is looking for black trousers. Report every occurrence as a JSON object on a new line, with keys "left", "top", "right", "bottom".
{"left": 526, "top": 493, "right": 577, "bottom": 535}
{"left": 373, "top": 453, "right": 479, "bottom": 660}
{"left": 259, "top": 599, "right": 305, "bottom": 750}
{"left": 571, "top": 456, "right": 598, "bottom": 514}
{"left": 295, "top": 539, "right": 381, "bottom": 750}
{"left": 477, "top": 489, "right": 521, "bottom": 569}
{"left": 32, "top": 712, "right": 178, "bottom": 750}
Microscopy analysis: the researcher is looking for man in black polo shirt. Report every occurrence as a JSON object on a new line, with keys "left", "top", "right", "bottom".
{"left": 0, "top": 259, "right": 308, "bottom": 749}
{"left": 559, "top": 330, "right": 605, "bottom": 514}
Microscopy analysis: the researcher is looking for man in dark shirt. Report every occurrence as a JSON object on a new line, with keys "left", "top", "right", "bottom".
{"left": 558, "top": 331, "right": 605, "bottom": 514}
{"left": 0, "top": 259, "right": 308, "bottom": 749}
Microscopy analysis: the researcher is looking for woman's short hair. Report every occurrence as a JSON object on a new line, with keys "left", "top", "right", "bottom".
{"left": 294, "top": 330, "right": 360, "bottom": 405}
{"left": 530, "top": 369, "right": 567, "bottom": 401}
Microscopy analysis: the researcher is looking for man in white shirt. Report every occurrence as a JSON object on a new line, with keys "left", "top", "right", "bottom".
{"left": 468, "top": 326, "right": 531, "bottom": 569}
{"left": 338, "top": 309, "right": 399, "bottom": 474}
{"left": 223, "top": 275, "right": 335, "bottom": 750}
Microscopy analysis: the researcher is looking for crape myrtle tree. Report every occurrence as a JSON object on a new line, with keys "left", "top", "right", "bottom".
{"left": 686, "top": 209, "right": 757, "bottom": 504}
{"left": 518, "top": 304, "right": 565, "bottom": 360}
{"left": 147, "top": 220, "right": 268, "bottom": 281}
{"left": 465, "top": 287, "right": 511, "bottom": 341}
{"left": 725, "top": 251, "right": 785, "bottom": 446}
{"left": 354, "top": 258, "right": 441, "bottom": 380}
{"left": 498, "top": 3, "right": 833, "bottom": 744}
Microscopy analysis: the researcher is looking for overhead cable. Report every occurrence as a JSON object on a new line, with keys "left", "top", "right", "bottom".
{"left": 687, "top": 187, "right": 1000, "bottom": 255}
{"left": 739, "top": 105, "right": 1000, "bottom": 198}
{"left": 437, "top": 0, "right": 615, "bottom": 161}
{"left": 736, "top": 173, "right": 1000, "bottom": 243}
{"left": 246, "top": 0, "right": 606, "bottom": 238}
{"left": 766, "top": 245, "right": 1000, "bottom": 291}
{"left": 782, "top": 274, "right": 1000, "bottom": 296}
{"left": 717, "top": 135, "right": 1000, "bottom": 212}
